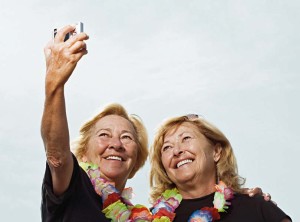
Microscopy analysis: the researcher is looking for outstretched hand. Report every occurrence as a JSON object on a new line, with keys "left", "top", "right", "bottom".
{"left": 44, "top": 24, "right": 89, "bottom": 89}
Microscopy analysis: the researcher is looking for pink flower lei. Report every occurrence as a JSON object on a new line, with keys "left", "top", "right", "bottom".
{"left": 80, "top": 162, "right": 154, "bottom": 221}
{"left": 79, "top": 162, "right": 234, "bottom": 222}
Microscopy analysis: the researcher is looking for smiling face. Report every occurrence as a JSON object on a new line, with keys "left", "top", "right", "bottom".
{"left": 83, "top": 115, "right": 138, "bottom": 189}
{"left": 161, "top": 122, "right": 220, "bottom": 188}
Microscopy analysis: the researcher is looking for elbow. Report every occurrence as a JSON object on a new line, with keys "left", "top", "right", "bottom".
{"left": 46, "top": 149, "right": 70, "bottom": 169}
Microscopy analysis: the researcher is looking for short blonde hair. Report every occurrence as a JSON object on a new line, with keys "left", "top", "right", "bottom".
{"left": 149, "top": 115, "right": 245, "bottom": 202}
{"left": 74, "top": 103, "right": 148, "bottom": 179}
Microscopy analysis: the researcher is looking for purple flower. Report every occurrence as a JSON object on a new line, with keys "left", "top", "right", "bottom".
{"left": 223, "top": 188, "right": 234, "bottom": 200}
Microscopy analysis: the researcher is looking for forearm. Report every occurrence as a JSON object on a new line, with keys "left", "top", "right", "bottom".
{"left": 41, "top": 83, "right": 71, "bottom": 166}
{"left": 41, "top": 83, "right": 74, "bottom": 195}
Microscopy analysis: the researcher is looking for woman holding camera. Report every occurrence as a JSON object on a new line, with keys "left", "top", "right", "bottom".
{"left": 41, "top": 25, "right": 149, "bottom": 221}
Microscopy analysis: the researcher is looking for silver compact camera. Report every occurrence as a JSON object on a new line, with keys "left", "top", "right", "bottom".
{"left": 53, "top": 22, "right": 84, "bottom": 41}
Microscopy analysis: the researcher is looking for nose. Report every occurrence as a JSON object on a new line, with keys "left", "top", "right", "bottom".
{"left": 173, "top": 145, "right": 184, "bottom": 156}
{"left": 108, "top": 137, "right": 124, "bottom": 151}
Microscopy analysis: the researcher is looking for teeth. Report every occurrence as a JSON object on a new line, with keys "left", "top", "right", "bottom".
{"left": 177, "top": 159, "right": 193, "bottom": 168}
{"left": 106, "top": 156, "right": 122, "bottom": 161}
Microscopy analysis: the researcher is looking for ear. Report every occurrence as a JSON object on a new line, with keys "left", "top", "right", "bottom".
{"left": 82, "top": 154, "right": 88, "bottom": 163}
{"left": 213, "top": 143, "right": 222, "bottom": 162}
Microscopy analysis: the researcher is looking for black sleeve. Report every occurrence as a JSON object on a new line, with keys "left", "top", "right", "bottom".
{"left": 41, "top": 154, "right": 79, "bottom": 220}
{"left": 259, "top": 197, "right": 292, "bottom": 222}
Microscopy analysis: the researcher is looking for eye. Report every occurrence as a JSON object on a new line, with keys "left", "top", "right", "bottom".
{"left": 99, "top": 132, "right": 109, "bottom": 137}
{"left": 121, "top": 134, "right": 133, "bottom": 140}
{"left": 162, "top": 145, "right": 172, "bottom": 152}
{"left": 120, "top": 134, "right": 135, "bottom": 145}
{"left": 183, "top": 136, "right": 191, "bottom": 141}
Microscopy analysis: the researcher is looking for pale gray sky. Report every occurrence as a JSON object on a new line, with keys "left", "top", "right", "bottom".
{"left": 0, "top": 0, "right": 298, "bottom": 221}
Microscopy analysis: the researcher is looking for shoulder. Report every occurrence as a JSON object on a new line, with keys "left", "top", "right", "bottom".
{"left": 42, "top": 154, "right": 93, "bottom": 211}
{"left": 233, "top": 193, "right": 265, "bottom": 202}
{"left": 232, "top": 193, "right": 277, "bottom": 208}
{"left": 230, "top": 193, "right": 291, "bottom": 221}
{"left": 42, "top": 155, "right": 106, "bottom": 221}
{"left": 43, "top": 154, "right": 81, "bottom": 189}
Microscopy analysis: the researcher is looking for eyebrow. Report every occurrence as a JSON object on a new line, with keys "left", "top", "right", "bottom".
{"left": 163, "top": 132, "right": 187, "bottom": 144}
{"left": 95, "top": 128, "right": 135, "bottom": 136}
{"left": 95, "top": 128, "right": 110, "bottom": 135}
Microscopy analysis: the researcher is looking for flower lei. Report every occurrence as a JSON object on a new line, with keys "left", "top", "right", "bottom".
{"left": 151, "top": 181, "right": 234, "bottom": 222}
{"left": 80, "top": 162, "right": 154, "bottom": 221}
{"left": 80, "top": 162, "right": 233, "bottom": 222}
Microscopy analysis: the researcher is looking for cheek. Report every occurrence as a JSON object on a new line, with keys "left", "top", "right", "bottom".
{"left": 132, "top": 149, "right": 138, "bottom": 163}
{"left": 198, "top": 149, "right": 215, "bottom": 168}
{"left": 87, "top": 139, "right": 107, "bottom": 157}
{"left": 94, "top": 138, "right": 108, "bottom": 152}
{"left": 127, "top": 144, "right": 138, "bottom": 162}
{"left": 161, "top": 153, "right": 170, "bottom": 170}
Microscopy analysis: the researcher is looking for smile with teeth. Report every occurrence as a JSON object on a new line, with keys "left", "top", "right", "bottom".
{"left": 106, "top": 156, "right": 123, "bottom": 161}
{"left": 177, "top": 159, "right": 193, "bottom": 168}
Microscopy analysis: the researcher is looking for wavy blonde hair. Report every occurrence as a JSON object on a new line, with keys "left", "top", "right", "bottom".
{"left": 149, "top": 115, "right": 245, "bottom": 202}
{"left": 73, "top": 103, "right": 148, "bottom": 179}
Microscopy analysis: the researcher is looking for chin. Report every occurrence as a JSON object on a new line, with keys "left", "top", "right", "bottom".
{"left": 173, "top": 174, "right": 196, "bottom": 185}
{"left": 103, "top": 170, "right": 126, "bottom": 181}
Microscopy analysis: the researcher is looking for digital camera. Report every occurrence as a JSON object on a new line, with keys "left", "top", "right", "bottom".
{"left": 53, "top": 22, "right": 84, "bottom": 41}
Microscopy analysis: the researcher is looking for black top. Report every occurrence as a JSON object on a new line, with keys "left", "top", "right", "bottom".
{"left": 174, "top": 192, "right": 291, "bottom": 222}
{"left": 41, "top": 154, "right": 110, "bottom": 222}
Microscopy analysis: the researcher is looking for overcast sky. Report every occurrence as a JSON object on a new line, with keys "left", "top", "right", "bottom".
{"left": 0, "top": 0, "right": 299, "bottom": 221}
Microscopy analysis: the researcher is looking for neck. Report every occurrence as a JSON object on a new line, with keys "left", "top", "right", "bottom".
{"left": 115, "top": 181, "right": 126, "bottom": 192}
{"left": 176, "top": 176, "right": 216, "bottom": 199}
{"left": 100, "top": 174, "right": 127, "bottom": 192}
{"left": 79, "top": 160, "right": 128, "bottom": 192}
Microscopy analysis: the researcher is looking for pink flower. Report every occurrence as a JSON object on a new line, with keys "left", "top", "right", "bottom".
{"left": 223, "top": 188, "right": 234, "bottom": 200}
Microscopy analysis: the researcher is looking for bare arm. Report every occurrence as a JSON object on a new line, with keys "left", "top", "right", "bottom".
{"left": 281, "top": 218, "right": 291, "bottom": 222}
{"left": 41, "top": 25, "right": 89, "bottom": 195}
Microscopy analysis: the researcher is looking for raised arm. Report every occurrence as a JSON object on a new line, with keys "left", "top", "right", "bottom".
{"left": 41, "top": 25, "right": 89, "bottom": 195}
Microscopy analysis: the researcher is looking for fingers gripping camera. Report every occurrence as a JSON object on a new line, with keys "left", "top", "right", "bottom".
{"left": 53, "top": 22, "right": 84, "bottom": 41}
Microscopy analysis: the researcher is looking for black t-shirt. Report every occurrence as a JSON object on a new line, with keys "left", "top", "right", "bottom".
{"left": 174, "top": 192, "right": 291, "bottom": 222}
{"left": 41, "top": 154, "right": 110, "bottom": 222}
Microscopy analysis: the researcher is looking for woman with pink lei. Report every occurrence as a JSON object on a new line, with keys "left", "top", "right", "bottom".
{"left": 41, "top": 24, "right": 149, "bottom": 221}
{"left": 149, "top": 114, "right": 291, "bottom": 222}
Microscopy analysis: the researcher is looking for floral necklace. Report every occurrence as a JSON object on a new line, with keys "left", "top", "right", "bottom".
{"left": 151, "top": 181, "right": 234, "bottom": 222}
{"left": 79, "top": 162, "right": 233, "bottom": 222}
{"left": 80, "top": 162, "right": 154, "bottom": 221}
